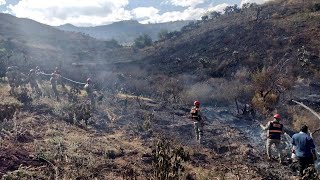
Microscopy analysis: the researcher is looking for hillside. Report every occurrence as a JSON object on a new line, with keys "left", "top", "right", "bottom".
{"left": 1, "top": 0, "right": 320, "bottom": 179}
{"left": 56, "top": 20, "right": 191, "bottom": 45}
{"left": 0, "top": 82, "right": 304, "bottom": 179}
{"left": 123, "top": 0, "right": 320, "bottom": 78}
{"left": 0, "top": 13, "right": 139, "bottom": 74}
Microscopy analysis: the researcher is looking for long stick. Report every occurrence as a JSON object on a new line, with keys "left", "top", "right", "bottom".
{"left": 291, "top": 100, "right": 320, "bottom": 137}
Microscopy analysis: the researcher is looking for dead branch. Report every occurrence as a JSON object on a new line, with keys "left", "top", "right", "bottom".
{"left": 291, "top": 100, "right": 320, "bottom": 137}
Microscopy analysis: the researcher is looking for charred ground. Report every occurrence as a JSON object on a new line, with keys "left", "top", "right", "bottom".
{"left": 0, "top": 0, "right": 320, "bottom": 179}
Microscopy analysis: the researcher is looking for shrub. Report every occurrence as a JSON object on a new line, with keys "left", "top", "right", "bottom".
{"left": 152, "top": 137, "right": 189, "bottom": 180}
{"left": 133, "top": 34, "right": 152, "bottom": 49}
{"left": 158, "top": 29, "right": 170, "bottom": 41}
{"left": 289, "top": 107, "right": 319, "bottom": 132}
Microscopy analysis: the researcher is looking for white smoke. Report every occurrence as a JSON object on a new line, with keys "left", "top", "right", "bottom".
{"left": 240, "top": 0, "right": 273, "bottom": 7}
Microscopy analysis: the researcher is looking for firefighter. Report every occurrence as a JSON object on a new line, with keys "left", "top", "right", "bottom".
{"left": 190, "top": 101, "right": 204, "bottom": 143}
{"left": 35, "top": 66, "right": 43, "bottom": 85}
{"left": 50, "top": 72, "right": 60, "bottom": 101}
{"left": 53, "top": 67, "right": 65, "bottom": 88}
{"left": 28, "top": 69, "right": 42, "bottom": 96}
{"left": 84, "top": 78, "right": 95, "bottom": 110}
{"left": 261, "top": 114, "right": 284, "bottom": 163}
{"left": 6, "top": 67, "right": 17, "bottom": 95}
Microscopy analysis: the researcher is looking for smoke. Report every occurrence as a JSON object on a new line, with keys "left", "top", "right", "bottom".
{"left": 240, "top": 0, "right": 273, "bottom": 7}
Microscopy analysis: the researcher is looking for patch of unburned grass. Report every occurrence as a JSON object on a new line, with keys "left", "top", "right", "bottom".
{"left": 0, "top": 84, "right": 20, "bottom": 105}
{"left": 117, "top": 93, "right": 154, "bottom": 102}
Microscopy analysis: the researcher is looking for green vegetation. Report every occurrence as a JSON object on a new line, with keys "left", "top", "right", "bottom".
{"left": 134, "top": 34, "right": 153, "bottom": 49}
{"left": 152, "top": 137, "right": 189, "bottom": 180}
{"left": 0, "top": 0, "right": 320, "bottom": 179}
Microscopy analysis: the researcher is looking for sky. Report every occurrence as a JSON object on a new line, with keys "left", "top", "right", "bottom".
{"left": 0, "top": 0, "right": 271, "bottom": 27}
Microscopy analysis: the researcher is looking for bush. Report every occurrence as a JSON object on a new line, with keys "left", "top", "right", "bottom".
{"left": 289, "top": 107, "right": 319, "bottom": 132}
{"left": 152, "top": 137, "right": 189, "bottom": 180}
{"left": 158, "top": 29, "right": 170, "bottom": 41}
{"left": 133, "top": 34, "right": 152, "bottom": 49}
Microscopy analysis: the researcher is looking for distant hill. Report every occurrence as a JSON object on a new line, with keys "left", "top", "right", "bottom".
{"left": 0, "top": 13, "right": 141, "bottom": 76}
{"left": 56, "top": 20, "right": 191, "bottom": 45}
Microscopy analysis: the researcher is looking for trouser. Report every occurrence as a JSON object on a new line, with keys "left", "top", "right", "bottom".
{"left": 297, "top": 156, "right": 314, "bottom": 176}
{"left": 89, "top": 95, "right": 95, "bottom": 110}
{"left": 30, "top": 82, "right": 41, "bottom": 96}
{"left": 194, "top": 121, "right": 203, "bottom": 142}
{"left": 8, "top": 82, "right": 16, "bottom": 95}
{"left": 52, "top": 85, "right": 59, "bottom": 100}
{"left": 266, "top": 139, "right": 281, "bottom": 160}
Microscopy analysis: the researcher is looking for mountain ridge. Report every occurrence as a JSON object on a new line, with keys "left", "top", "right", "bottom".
{"left": 56, "top": 20, "right": 192, "bottom": 44}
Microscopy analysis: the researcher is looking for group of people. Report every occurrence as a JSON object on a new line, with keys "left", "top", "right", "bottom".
{"left": 190, "top": 101, "right": 318, "bottom": 177}
{"left": 262, "top": 114, "right": 317, "bottom": 177}
{"left": 5, "top": 66, "right": 96, "bottom": 109}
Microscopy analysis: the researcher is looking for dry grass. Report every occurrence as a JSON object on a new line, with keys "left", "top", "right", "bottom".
{"left": 289, "top": 107, "right": 320, "bottom": 132}
{"left": 117, "top": 93, "right": 154, "bottom": 102}
{"left": 0, "top": 84, "right": 20, "bottom": 105}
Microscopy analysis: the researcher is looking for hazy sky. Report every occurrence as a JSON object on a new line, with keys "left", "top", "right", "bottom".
{"left": 0, "top": 0, "right": 271, "bottom": 26}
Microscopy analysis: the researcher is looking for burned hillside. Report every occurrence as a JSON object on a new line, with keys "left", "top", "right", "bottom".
{"left": 129, "top": 1, "right": 318, "bottom": 76}
{"left": 0, "top": 0, "right": 320, "bottom": 179}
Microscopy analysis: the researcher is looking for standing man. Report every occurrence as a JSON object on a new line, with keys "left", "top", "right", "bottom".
{"left": 292, "top": 125, "right": 317, "bottom": 177}
{"left": 6, "top": 67, "right": 17, "bottom": 95}
{"left": 190, "top": 101, "right": 204, "bottom": 143}
{"left": 35, "top": 66, "right": 43, "bottom": 85}
{"left": 50, "top": 72, "right": 60, "bottom": 101}
{"left": 84, "top": 78, "right": 95, "bottom": 110}
{"left": 261, "top": 114, "right": 284, "bottom": 163}
{"left": 54, "top": 67, "right": 65, "bottom": 88}
{"left": 28, "top": 69, "right": 42, "bottom": 96}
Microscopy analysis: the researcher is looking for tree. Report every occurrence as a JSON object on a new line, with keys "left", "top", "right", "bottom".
{"left": 241, "top": 3, "right": 256, "bottom": 10}
{"left": 0, "top": 44, "right": 12, "bottom": 79}
{"left": 108, "top": 39, "right": 121, "bottom": 48}
{"left": 209, "top": 11, "right": 221, "bottom": 19}
{"left": 201, "top": 15, "right": 209, "bottom": 21}
{"left": 224, "top": 4, "right": 241, "bottom": 15}
{"left": 134, "top": 34, "right": 152, "bottom": 49}
{"left": 158, "top": 29, "right": 170, "bottom": 41}
{"left": 251, "top": 62, "right": 295, "bottom": 114}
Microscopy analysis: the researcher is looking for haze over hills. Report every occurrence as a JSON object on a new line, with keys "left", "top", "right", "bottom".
{"left": 56, "top": 20, "right": 192, "bottom": 45}
{"left": 1, "top": 0, "right": 320, "bottom": 179}
{"left": 0, "top": 13, "right": 141, "bottom": 74}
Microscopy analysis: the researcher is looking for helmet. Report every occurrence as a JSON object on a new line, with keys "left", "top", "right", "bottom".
{"left": 87, "top": 78, "right": 91, "bottom": 82}
{"left": 273, "top": 114, "right": 281, "bottom": 119}
{"left": 30, "top": 69, "right": 35, "bottom": 73}
{"left": 7, "top": 67, "right": 12, "bottom": 71}
{"left": 194, "top": 101, "right": 200, "bottom": 106}
{"left": 36, "top": 66, "right": 40, "bottom": 70}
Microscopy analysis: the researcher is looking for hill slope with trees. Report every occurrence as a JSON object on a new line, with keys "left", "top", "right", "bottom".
{"left": 56, "top": 20, "right": 191, "bottom": 45}
{"left": 109, "top": 0, "right": 320, "bottom": 148}
{"left": 0, "top": 0, "right": 320, "bottom": 179}
{"left": 0, "top": 13, "right": 136, "bottom": 73}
